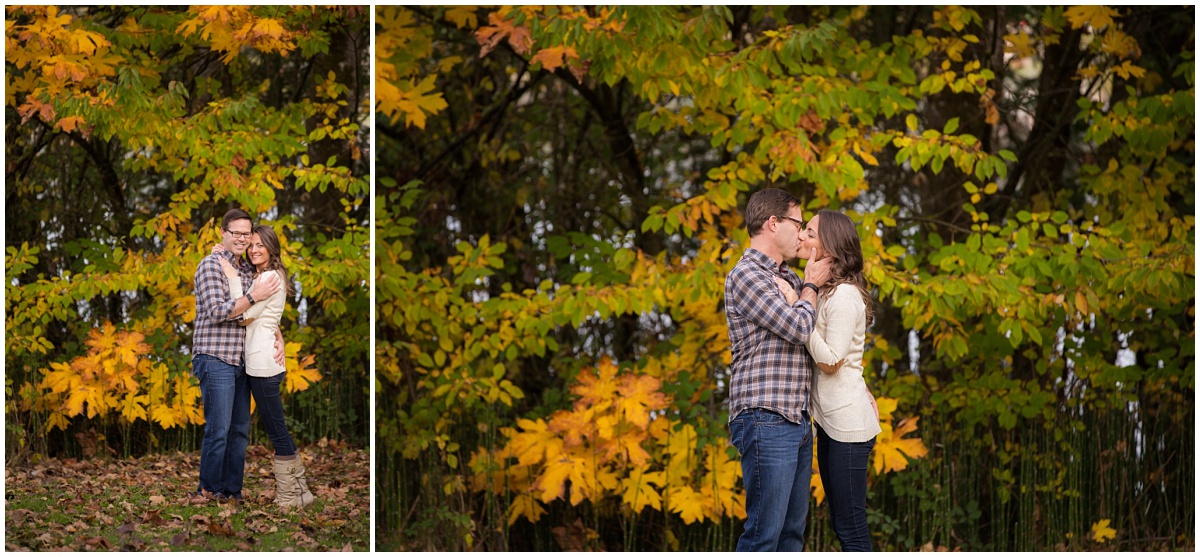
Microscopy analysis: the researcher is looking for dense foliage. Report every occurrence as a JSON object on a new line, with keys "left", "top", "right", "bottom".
{"left": 5, "top": 6, "right": 371, "bottom": 460}
{"left": 376, "top": 5, "right": 1194, "bottom": 551}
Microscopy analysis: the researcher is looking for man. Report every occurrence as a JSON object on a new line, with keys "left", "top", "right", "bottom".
{"left": 192, "top": 208, "right": 285, "bottom": 501}
{"left": 724, "top": 188, "right": 831, "bottom": 551}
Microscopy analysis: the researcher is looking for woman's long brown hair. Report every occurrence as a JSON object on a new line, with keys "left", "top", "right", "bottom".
{"left": 814, "top": 209, "right": 873, "bottom": 327}
{"left": 251, "top": 225, "right": 294, "bottom": 297}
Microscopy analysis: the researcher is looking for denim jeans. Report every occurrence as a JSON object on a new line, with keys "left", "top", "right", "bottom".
{"left": 249, "top": 372, "right": 297, "bottom": 457}
{"left": 816, "top": 424, "right": 876, "bottom": 552}
{"left": 192, "top": 354, "right": 251, "bottom": 497}
{"left": 729, "top": 408, "right": 813, "bottom": 552}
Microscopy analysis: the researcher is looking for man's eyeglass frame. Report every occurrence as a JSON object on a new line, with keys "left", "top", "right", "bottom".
{"left": 776, "top": 215, "right": 805, "bottom": 230}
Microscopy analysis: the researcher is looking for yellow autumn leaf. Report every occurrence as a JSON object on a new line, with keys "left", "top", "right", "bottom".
{"left": 663, "top": 422, "right": 699, "bottom": 481}
{"left": 119, "top": 393, "right": 149, "bottom": 423}
{"left": 535, "top": 450, "right": 578, "bottom": 503}
{"left": 284, "top": 342, "right": 322, "bottom": 392}
{"left": 529, "top": 45, "right": 578, "bottom": 73}
{"left": 704, "top": 444, "right": 744, "bottom": 518}
{"left": 42, "top": 361, "right": 80, "bottom": 394}
{"left": 538, "top": 446, "right": 617, "bottom": 506}
{"left": 874, "top": 415, "right": 929, "bottom": 474}
{"left": 444, "top": 6, "right": 478, "bottom": 29}
{"left": 151, "top": 403, "right": 180, "bottom": 429}
{"left": 571, "top": 357, "right": 619, "bottom": 412}
{"left": 64, "top": 385, "right": 91, "bottom": 417}
{"left": 1101, "top": 29, "right": 1140, "bottom": 59}
{"left": 875, "top": 396, "right": 899, "bottom": 421}
{"left": 811, "top": 437, "right": 825, "bottom": 504}
{"left": 601, "top": 426, "right": 652, "bottom": 466}
{"left": 621, "top": 467, "right": 664, "bottom": 513}
{"left": 615, "top": 373, "right": 668, "bottom": 429}
{"left": 1003, "top": 32, "right": 1036, "bottom": 58}
{"left": 507, "top": 417, "right": 563, "bottom": 466}
{"left": 667, "top": 485, "right": 709, "bottom": 525}
{"left": 1091, "top": 518, "right": 1116, "bottom": 542}
{"left": 1064, "top": 6, "right": 1119, "bottom": 31}
{"left": 507, "top": 492, "right": 546, "bottom": 525}
{"left": 250, "top": 17, "right": 285, "bottom": 40}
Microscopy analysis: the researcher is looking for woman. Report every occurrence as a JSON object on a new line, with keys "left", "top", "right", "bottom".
{"left": 777, "top": 209, "right": 879, "bottom": 551}
{"left": 217, "top": 225, "right": 316, "bottom": 508}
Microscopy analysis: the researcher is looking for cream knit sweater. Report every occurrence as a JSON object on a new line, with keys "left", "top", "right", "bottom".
{"left": 807, "top": 283, "right": 882, "bottom": 443}
{"left": 229, "top": 269, "right": 287, "bottom": 378}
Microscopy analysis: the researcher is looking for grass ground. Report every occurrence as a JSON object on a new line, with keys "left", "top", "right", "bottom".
{"left": 4, "top": 439, "right": 368, "bottom": 551}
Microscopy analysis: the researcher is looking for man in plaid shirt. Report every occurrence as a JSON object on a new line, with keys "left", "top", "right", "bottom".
{"left": 192, "top": 208, "right": 284, "bottom": 501}
{"left": 725, "top": 188, "right": 831, "bottom": 551}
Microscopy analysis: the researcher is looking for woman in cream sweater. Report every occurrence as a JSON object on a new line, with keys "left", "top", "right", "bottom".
{"left": 776, "top": 209, "right": 879, "bottom": 551}
{"left": 218, "top": 225, "right": 315, "bottom": 508}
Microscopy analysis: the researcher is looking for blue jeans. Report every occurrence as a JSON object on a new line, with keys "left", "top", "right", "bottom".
{"left": 729, "top": 408, "right": 813, "bottom": 552}
{"left": 816, "top": 424, "right": 876, "bottom": 551}
{"left": 249, "top": 372, "right": 297, "bottom": 457}
{"left": 192, "top": 354, "right": 251, "bottom": 497}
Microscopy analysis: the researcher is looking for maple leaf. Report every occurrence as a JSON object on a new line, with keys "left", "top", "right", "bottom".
{"left": 55, "top": 114, "right": 89, "bottom": 135}
{"left": 151, "top": 403, "right": 178, "bottom": 428}
{"left": 1101, "top": 29, "right": 1140, "bottom": 59}
{"left": 600, "top": 426, "right": 651, "bottom": 466}
{"left": 703, "top": 444, "right": 744, "bottom": 518}
{"left": 875, "top": 396, "right": 899, "bottom": 421}
{"left": 548, "top": 406, "right": 597, "bottom": 449}
{"left": 621, "top": 468, "right": 664, "bottom": 513}
{"left": 811, "top": 438, "right": 826, "bottom": 505}
{"left": 475, "top": 10, "right": 533, "bottom": 58}
{"left": 250, "top": 18, "right": 285, "bottom": 40}
{"left": 41, "top": 361, "right": 80, "bottom": 394}
{"left": 444, "top": 6, "right": 478, "bottom": 30}
{"left": 393, "top": 75, "right": 449, "bottom": 129}
{"left": 1003, "top": 32, "right": 1036, "bottom": 59}
{"left": 571, "top": 358, "right": 619, "bottom": 413}
{"left": 663, "top": 422, "right": 698, "bottom": 480}
{"left": 615, "top": 373, "right": 668, "bottom": 429}
{"left": 535, "top": 449, "right": 581, "bottom": 503}
{"left": 538, "top": 446, "right": 619, "bottom": 506}
{"left": 119, "top": 393, "right": 149, "bottom": 423}
{"left": 284, "top": 342, "right": 322, "bottom": 393}
{"left": 667, "top": 485, "right": 710, "bottom": 525}
{"left": 529, "top": 45, "right": 579, "bottom": 73}
{"left": 507, "top": 418, "right": 563, "bottom": 466}
{"left": 507, "top": 492, "right": 546, "bottom": 526}
{"left": 67, "top": 29, "right": 108, "bottom": 56}
{"left": 874, "top": 416, "right": 929, "bottom": 474}
{"left": 1091, "top": 518, "right": 1117, "bottom": 543}
{"left": 63, "top": 385, "right": 92, "bottom": 417}
{"left": 1065, "top": 6, "right": 1119, "bottom": 31}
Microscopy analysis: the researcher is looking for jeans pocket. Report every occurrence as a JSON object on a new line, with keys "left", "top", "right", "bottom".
{"left": 753, "top": 409, "right": 786, "bottom": 427}
{"left": 729, "top": 421, "right": 743, "bottom": 453}
{"left": 191, "top": 355, "right": 208, "bottom": 382}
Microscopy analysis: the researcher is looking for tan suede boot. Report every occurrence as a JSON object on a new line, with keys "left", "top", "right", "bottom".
{"left": 273, "top": 455, "right": 315, "bottom": 508}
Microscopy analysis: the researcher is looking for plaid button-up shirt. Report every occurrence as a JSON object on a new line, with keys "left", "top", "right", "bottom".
{"left": 725, "top": 248, "right": 817, "bottom": 425}
{"left": 192, "top": 251, "right": 253, "bottom": 366}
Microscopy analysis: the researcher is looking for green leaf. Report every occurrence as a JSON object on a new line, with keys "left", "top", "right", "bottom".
{"left": 944, "top": 117, "right": 960, "bottom": 134}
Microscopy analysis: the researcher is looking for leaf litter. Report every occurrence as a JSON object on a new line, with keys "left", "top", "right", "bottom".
{"left": 5, "top": 439, "right": 368, "bottom": 551}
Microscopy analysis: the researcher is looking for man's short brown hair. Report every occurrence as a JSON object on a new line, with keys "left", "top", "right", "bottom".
{"left": 221, "top": 208, "right": 252, "bottom": 231}
{"left": 745, "top": 188, "right": 800, "bottom": 237}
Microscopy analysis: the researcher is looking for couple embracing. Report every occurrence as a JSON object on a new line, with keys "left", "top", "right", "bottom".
{"left": 191, "top": 208, "right": 315, "bottom": 508}
{"left": 726, "top": 188, "right": 881, "bottom": 551}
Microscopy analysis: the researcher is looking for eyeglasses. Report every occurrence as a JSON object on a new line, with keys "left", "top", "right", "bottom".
{"left": 776, "top": 215, "right": 805, "bottom": 230}
{"left": 226, "top": 230, "right": 252, "bottom": 239}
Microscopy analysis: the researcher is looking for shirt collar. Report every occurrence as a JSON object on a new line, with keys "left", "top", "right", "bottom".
{"left": 219, "top": 250, "right": 252, "bottom": 271}
{"left": 744, "top": 248, "right": 792, "bottom": 276}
